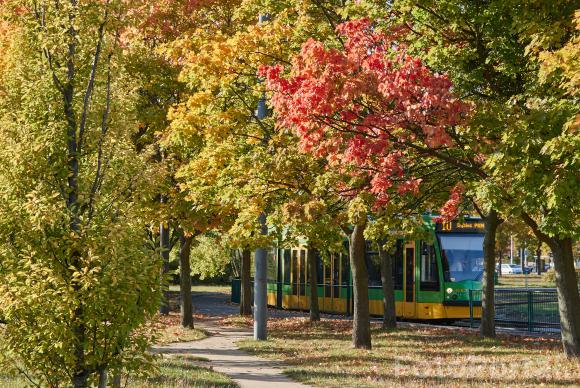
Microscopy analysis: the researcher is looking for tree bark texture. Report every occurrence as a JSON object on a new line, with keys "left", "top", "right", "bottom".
{"left": 379, "top": 244, "right": 396, "bottom": 330}
{"left": 179, "top": 234, "right": 194, "bottom": 329}
{"left": 549, "top": 237, "right": 580, "bottom": 357}
{"left": 159, "top": 222, "right": 171, "bottom": 315}
{"left": 350, "top": 221, "right": 371, "bottom": 349}
{"left": 308, "top": 248, "right": 320, "bottom": 322}
{"left": 240, "top": 249, "right": 252, "bottom": 316}
{"left": 521, "top": 212, "right": 580, "bottom": 357}
{"left": 480, "top": 209, "right": 501, "bottom": 338}
{"left": 536, "top": 244, "right": 542, "bottom": 275}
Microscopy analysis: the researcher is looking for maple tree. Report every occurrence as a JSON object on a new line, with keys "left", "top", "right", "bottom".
{"left": 391, "top": 0, "right": 580, "bottom": 357}
{"left": 123, "top": 0, "right": 241, "bottom": 326}
{"left": 263, "top": 17, "right": 474, "bottom": 348}
{"left": 164, "top": 0, "right": 366, "bottom": 326}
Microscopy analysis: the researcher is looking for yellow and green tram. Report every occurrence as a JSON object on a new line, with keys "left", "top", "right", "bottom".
{"left": 235, "top": 217, "right": 485, "bottom": 320}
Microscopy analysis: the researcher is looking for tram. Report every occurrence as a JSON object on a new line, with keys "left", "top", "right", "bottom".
{"left": 236, "top": 216, "right": 485, "bottom": 320}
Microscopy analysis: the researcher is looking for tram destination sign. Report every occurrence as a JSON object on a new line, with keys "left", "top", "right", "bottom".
{"left": 435, "top": 219, "right": 485, "bottom": 233}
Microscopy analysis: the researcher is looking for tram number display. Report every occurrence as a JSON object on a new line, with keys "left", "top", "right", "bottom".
{"left": 436, "top": 220, "right": 485, "bottom": 233}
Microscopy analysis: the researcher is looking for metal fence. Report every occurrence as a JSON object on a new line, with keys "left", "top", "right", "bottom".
{"left": 468, "top": 288, "right": 560, "bottom": 334}
{"left": 231, "top": 279, "right": 562, "bottom": 334}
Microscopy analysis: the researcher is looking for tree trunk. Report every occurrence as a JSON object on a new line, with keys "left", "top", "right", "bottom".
{"left": 521, "top": 212, "right": 580, "bottom": 357}
{"left": 308, "top": 248, "right": 320, "bottom": 322}
{"left": 536, "top": 243, "right": 542, "bottom": 275}
{"left": 480, "top": 209, "right": 501, "bottom": 338}
{"left": 548, "top": 237, "right": 580, "bottom": 357}
{"left": 350, "top": 220, "right": 371, "bottom": 349}
{"left": 97, "top": 369, "right": 107, "bottom": 388}
{"left": 112, "top": 374, "right": 121, "bottom": 388}
{"left": 179, "top": 234, "right": 194, "bottom": 329}
{"left": 240, "top": 249, "right": 252, "bottom": 316}
{"left": 159, "top": 222, "right": 171, "bottom": 315}
{"left": 498, "top": 250, "right": 503, "bottom": 277}
{"left": 379, "top": 243, "right": 396, "bottom": 330}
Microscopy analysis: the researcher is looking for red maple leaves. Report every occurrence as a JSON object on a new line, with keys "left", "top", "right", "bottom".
{"left": 261, "top": 18, "right": 470, "bottom": 211}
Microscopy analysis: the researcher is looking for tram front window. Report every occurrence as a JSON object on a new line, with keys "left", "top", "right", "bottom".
{"left": 438, "top": 234, "right": 484, "bottom": 282}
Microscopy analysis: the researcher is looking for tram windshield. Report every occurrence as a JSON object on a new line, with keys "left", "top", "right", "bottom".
{"left": 438, "top": 234, "right": 484, "bottom": 282}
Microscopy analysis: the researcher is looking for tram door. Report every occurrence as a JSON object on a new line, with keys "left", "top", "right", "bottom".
{"left": 321, "top": 254, "right": 342, "bottom": 312}
{"left": 292, "top": 248, "right": 308, "bottom": 309}
{"left": 403, "top": 242, "right": 416, "bottom": 318}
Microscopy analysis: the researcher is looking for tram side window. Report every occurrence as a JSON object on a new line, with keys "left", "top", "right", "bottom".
{"left": 291, "top": 250, "right": 298, "bottom": 294}
{"left": 283, "top": 250, "right": 291, "bottom": 284}
{"left": 267, "top": 248, "right": 277, "bottom": 282}
{"left": 341, "top": 253, "right": 349, "bottom": 285}
{"left": 366, "top": 251, "right": 382, "bottom": 287}
{"left": 392, "top": 241, "right": 404, "bottom": 290}
{"left": 420, "top": 242, "right": 439, "bottom": 291}
{"left": 332, "top": 255, "right": 340, "bottom": 296}
{"left": 300, "top": 250, "right": 306, "bottom": 295}
{"left": 324, "top": 255, "right": 332, "bottom": 297}
{"left": 316, "top": 252, "right": 324, "bottom": 285}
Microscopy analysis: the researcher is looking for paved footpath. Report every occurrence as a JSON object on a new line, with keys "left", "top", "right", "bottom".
{"left": 152, "top": 319, "right": 311, "bottom": 388}
{"left": 153, "top": 295, "right": 308, "bottom": 388}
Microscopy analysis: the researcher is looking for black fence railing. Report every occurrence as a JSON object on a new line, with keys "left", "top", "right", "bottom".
{"left": 231, "top": 280, "right": 562, "bottom": 334}
{"left": 468, "top": 288, "right": 560, "bottom": 334}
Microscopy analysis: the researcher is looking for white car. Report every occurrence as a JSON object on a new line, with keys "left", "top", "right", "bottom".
{"left": 499, "top": 264, "right": 523, "bottom": 274}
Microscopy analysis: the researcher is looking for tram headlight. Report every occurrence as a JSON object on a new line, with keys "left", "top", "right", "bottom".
{"left": 446, "top": 287, "right": 453, "bottom": 294}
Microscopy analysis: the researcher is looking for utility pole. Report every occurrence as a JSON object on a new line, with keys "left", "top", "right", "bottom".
{"left": 510, "top": 234, "right": 513, "bottom": 265}
{"left": 253, "top": 12, "right": 270, "bottom": 341}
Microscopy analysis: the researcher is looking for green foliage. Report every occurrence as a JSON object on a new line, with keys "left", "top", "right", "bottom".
{"left": 189, "top": 235, "right": 232, "bottom": 280}
{"left": 393, "top": 0, "right": 580, "bottom": 239}
{"left": 0, "top": 1, "right": 164, "bottom": 385}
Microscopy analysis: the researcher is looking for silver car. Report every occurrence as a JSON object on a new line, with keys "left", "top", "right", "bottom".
{"left": 500, "top": 264, "right": 523, "bottom": 274}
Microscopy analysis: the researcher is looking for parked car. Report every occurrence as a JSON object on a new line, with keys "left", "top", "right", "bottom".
{"left": 523, "top": 266, "right": 533, "bottom": 274}
{"left": 499, "top": 264, "right": 523, "bottom": 274}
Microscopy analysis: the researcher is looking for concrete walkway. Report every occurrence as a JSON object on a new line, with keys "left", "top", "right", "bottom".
{"left": 152, "top": 320, "right": 310, "bottom": 388}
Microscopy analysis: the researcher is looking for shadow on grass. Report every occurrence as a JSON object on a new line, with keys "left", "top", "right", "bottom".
{"left": 132, "top": 358, "right": 237, "bottom": 388}
{"left": 286, "top": 368, "right": 580, "bottom": 387}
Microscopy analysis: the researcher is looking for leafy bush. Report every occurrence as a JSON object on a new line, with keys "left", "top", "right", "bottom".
{"left": 190, "top": 235, "right": 232, "bottom": 281}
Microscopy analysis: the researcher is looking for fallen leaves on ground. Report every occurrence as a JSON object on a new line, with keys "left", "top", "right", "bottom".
{"left": 143, "top": 313, "right": 209, "bottom": 345}
{"left": 237, "top": 317, "right": 580, "bottom": 387}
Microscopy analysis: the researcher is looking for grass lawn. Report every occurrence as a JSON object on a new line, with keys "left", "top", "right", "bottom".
{"left": 0, "top": 355, "right": 237, "bottom": 388}
{"left": 169, "top": 284, "right": 231, "bottom": 294}
{"left": 497, "top": 274, "right": 555, "bottom": 288}
{"left": 237, "top": 318, "right": 580, "bottom": 387}
{"left": 127, "top": 355, "right": 237, "bottom": 388}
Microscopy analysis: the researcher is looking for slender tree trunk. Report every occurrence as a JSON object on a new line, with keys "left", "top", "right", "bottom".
{"left": 498, "top": 250, "right": 503, "bottom": 277}
{"left": 536, "top": 243, "right": 542, "bottom": 275}
{"left": 240, "top": 249, "right": 252, "bottom": 316}
{"left": 379, "top": 243, "right": 396, "bottom": 330}
{"left": 97, "top": 369, "right": 107, "bottom": 388}
{"left": 350, "top": 220, "right": 371, "bottom": 349}
{"left": 179, "top": 233, "right": 194, "bottom": 329}
{"left": 308, "top": 247, "right": 320, "bottom": 322}
{"left": 159, "top": 222, "right": 171, "bottom": 315}
{"left": 480, "top": 209, "right": 501, "bottom": 338}
{"left": 61, "top": 24, "right": 89, "bottom": 388}
{"left": 549, "top": 237, "right": 580, "bottom": 357}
